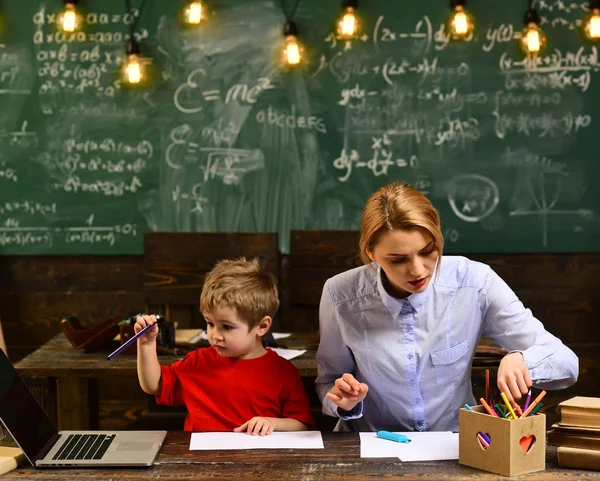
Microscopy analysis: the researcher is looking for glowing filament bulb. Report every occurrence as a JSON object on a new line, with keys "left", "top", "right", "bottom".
{"left": 61, "top": 3, "right": 78, "bottom": 32}
{"left": 585, "top": 9, "right": 600, "bottom": 39}
{"left": 338, "top": 7, "right": 359, "bottom": 38}
{"left": 448, "top": 4, "right": 474, "bottom": 39}
{"left": 186, "top": 1, "right": 203, "bottom": 24}
{"left": 125, "top": 55, "right": 142, "bottom": 84}
{"left": 452, "top": 8, "right": 468, "bottom": 35}
{"left": 284, "top": 36, "right": 301, "bottom": 65}
{"left": 525, "top": 26, "right": 540, "bottom": 52}
{"left": 520, "top": 22, "right": 546, "bottom": 54}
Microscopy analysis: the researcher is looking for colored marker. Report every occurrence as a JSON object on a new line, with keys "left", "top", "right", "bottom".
{"left": 485, "top": 369, "right": 490, "bottom": 405}
{"left": 529, "top": 402, "right": 544, "bottom": 416}
{"left": 494, "top": 403, "right": 506, "bottom": 418}
{"left": 520, "top": 390, "right": 547, "bottom": 418}
{"left": 523, "top": 389, "right": 532, "bottom": 411}
{"left": 477, "top": 433, "right": 490, "bottom": 448}
{"left": 480, "top": 398, "right": 499, "bottom": 417}
{"left": 500, "top": 392, "right": 517, "bottom": 420}
{"left": 478, "top": 432, "right": 492, "bottom": 445}
{"left": 107, "top": 322, "right": 156, "bottom": 360}
{"left": 377, "top": 431, "right": 411, "bottom": 443}
{"left": 464, "top": 404, "right": 475, "bottom": 412}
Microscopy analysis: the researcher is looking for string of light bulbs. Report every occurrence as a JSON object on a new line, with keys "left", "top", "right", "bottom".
{"left": 53, "top": 0, "right": 600, "bottom": 87}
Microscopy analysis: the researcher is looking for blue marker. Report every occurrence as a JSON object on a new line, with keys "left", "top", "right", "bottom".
{"left": 107, "top": 322, "right": 156, "bottom": 361}
{"left": 376, "top": 431, "right": 411, "bottom": 443}
{"left": 464, "top": 404, "right": 475, "bottom": 411}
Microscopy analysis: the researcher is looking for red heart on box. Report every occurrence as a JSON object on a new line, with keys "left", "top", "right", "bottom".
{"left": 519, "top": 435, "right": 535, "bottom": 453}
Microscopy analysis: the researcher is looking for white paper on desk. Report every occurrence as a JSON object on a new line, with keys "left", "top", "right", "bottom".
{"left": 190, "top": 431, "right": 324, "bottom": 450}
{"left": 359, "top": 432, "right": 458, "bottom": 461}
{"left": 270, "top": 347, "right": 306, "bottom": 360}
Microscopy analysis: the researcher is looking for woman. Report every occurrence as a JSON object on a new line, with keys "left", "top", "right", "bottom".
{"left": 315, "top": 182, "right": 578, "bottom": 432}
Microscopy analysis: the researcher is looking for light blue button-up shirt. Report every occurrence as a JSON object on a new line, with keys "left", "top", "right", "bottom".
{"left": 315, "top": 256, "right": 579, "bottom": 432}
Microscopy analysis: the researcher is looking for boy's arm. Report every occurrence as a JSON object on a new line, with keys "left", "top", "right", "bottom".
{"left": 270, "top": 418, "right": 308, "bottom": 431}
{"left": 135, "top": 315, "right": 162, "bottom": 395}
{"left": 137, "top": 342, "right": 161, "bottom": 394}
{"left": 233, "top": 416, "right": 308, "bottom": 435}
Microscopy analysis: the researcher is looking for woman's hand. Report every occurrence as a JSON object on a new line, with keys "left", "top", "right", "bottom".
{"left": 234, "top": 417, "right": 275, "bottom": 436}
{"left": 497, "top": 352, "right": 532, "bottom": 417}
{"left": 326, "top": 373, "right": 369, "bottom": 412}
{"left": 134, "top": 314, "right": 159, "bottom": 345}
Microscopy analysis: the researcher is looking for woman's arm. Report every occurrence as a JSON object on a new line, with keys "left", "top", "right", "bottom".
{"left": 315, "top": 280, "right": 366, "bottom": 417}
{"left": 480, "top": 268, "right": 578, "bottom": 396}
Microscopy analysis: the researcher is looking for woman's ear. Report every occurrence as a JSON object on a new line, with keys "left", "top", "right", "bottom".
{"left": 366, "top": 250, "right": 375, "bottom": 262}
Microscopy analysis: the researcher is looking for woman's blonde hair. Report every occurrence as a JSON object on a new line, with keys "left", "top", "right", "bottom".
{"left": 359, "top": 182, "right": 444, "bottom": 266}
{"left": 200, "top": 257, "right": 279, "bottom": 329}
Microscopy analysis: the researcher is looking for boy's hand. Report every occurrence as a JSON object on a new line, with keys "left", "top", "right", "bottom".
{"left": 497, "top": 352, "right": 532, "bottom": 417}
{"left": 134, "top": 314, "right": 159, "bottom": 345}
{"left": 326, "top": 373, "right": 369, "bottom": 412}
{"left": 234, "top": 417, "right": 275, "bottom": 436}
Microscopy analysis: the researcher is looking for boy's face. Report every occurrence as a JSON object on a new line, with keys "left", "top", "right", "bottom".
{"left": 204, "top": 305, "right": 267, "bottom": 360}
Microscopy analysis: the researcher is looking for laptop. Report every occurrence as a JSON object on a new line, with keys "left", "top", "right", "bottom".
{"left": 0, "top": 348, "right": 166, "bottom": 467}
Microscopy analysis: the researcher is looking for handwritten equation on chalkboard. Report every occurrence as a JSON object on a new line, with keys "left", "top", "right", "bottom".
{"left": 0, "top": 0, "right": 597, "bottom": 254}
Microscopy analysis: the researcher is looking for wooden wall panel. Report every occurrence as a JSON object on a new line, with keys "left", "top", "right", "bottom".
{"left": 0, "top": 255, "right": 144, "bottom": 361}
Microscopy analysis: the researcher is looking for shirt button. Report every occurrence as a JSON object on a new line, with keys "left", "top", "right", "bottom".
{"left": 404, "top": 327, "right": 410, "bottom": 333}
{"left": 409, "top": 379, "right": 415, "bottom": 386}
{"left": 407, "top": 353, "right": 413, "bottom": 360}
{"left": 414, "top": 398, "right": 421, "bottom": 404}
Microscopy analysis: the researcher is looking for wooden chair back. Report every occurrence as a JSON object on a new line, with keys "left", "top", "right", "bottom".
{"left": 143, "top": 233, "right": 279, "bottom": 328}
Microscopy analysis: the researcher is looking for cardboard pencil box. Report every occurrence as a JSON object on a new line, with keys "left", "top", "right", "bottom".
{"left": 459, "top": 405, "right": 546, "bottom": 477}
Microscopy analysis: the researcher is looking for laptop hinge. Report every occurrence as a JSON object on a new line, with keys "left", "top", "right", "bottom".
{"left": 35, "top": 432, "right": 63, "bottom": 463}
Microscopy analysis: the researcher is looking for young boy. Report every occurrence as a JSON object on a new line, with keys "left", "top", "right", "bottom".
{"left": 135, "top": 257, "right": 314, "bottom": 435}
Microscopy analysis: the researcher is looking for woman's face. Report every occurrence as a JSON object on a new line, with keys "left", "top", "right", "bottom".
{"left": 368, "top": 229, "right": 439, "bottom": 298}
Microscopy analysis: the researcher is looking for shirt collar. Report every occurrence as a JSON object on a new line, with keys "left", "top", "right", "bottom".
{"left": 375, "top": 262, "right": 435, "bottom": 315}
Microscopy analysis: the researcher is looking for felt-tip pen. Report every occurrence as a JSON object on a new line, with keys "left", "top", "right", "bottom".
{"left": 376, "top": 431, "right": 411, "bottom": 443}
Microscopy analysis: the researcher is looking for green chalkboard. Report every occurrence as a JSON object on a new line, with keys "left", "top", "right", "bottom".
{"left": 0, "top": 0, "right": 598, "bottom": 254}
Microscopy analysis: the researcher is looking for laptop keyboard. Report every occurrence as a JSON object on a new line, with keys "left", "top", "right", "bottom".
{"left": 52, "top": 434, "right": 116, "bottom": 461}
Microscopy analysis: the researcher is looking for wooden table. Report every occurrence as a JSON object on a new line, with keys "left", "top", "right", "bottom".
{"left": 15, "top": 332, "right": 320, "bottom": 430}
{"left": 2, "top": 432, "right": 598, "bottom": 480}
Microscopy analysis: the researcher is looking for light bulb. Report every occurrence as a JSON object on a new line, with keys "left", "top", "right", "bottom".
{"left": 60, "top": 3, "right": 78, "bottom": 32}
{"left": 584, "top": 8, "right": 600, "bottom": 40}
{"left": 186, "top": 1, "right": 204, "bottom": 24}
{"left": 124, "top": 55, "right": 142, "bottom": 84}
{"left": 521, "top": 22, "right": 546, "bottom": 54}
{"left": 284, "top": 35, "right": 302, "bottom": 65}
{"left": 448, "top": 5, "right": 474, "bottom": 39}
{"left": 337, "top": 7, "right": 359, "bottom": 39}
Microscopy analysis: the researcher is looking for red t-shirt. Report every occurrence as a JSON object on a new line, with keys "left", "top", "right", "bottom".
{"left": 156, "top": 347, "right": 314, "bottom": 431}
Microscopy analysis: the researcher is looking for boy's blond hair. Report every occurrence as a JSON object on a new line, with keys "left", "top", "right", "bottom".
{"left": 200, "top": 257, "right": 279, "bottom": 329}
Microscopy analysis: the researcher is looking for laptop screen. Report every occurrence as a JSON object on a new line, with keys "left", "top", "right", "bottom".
{"left": 0, "top": 349, "right": 58, "bottom": 464}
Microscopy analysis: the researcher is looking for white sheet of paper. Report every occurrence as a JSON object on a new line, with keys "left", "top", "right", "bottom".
{"left": 270, "top": 347, "right": 306, "bottom": 360}
{"left": 359, "top": 432, "right": 459, "bottom": 461}
{"left": 190, "top": 431, "right": 324, "bottom": 450}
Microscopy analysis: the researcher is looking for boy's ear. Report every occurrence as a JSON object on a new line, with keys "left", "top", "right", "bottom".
{"left": 256, "top": 316, "right": 272, "bottom": 336}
